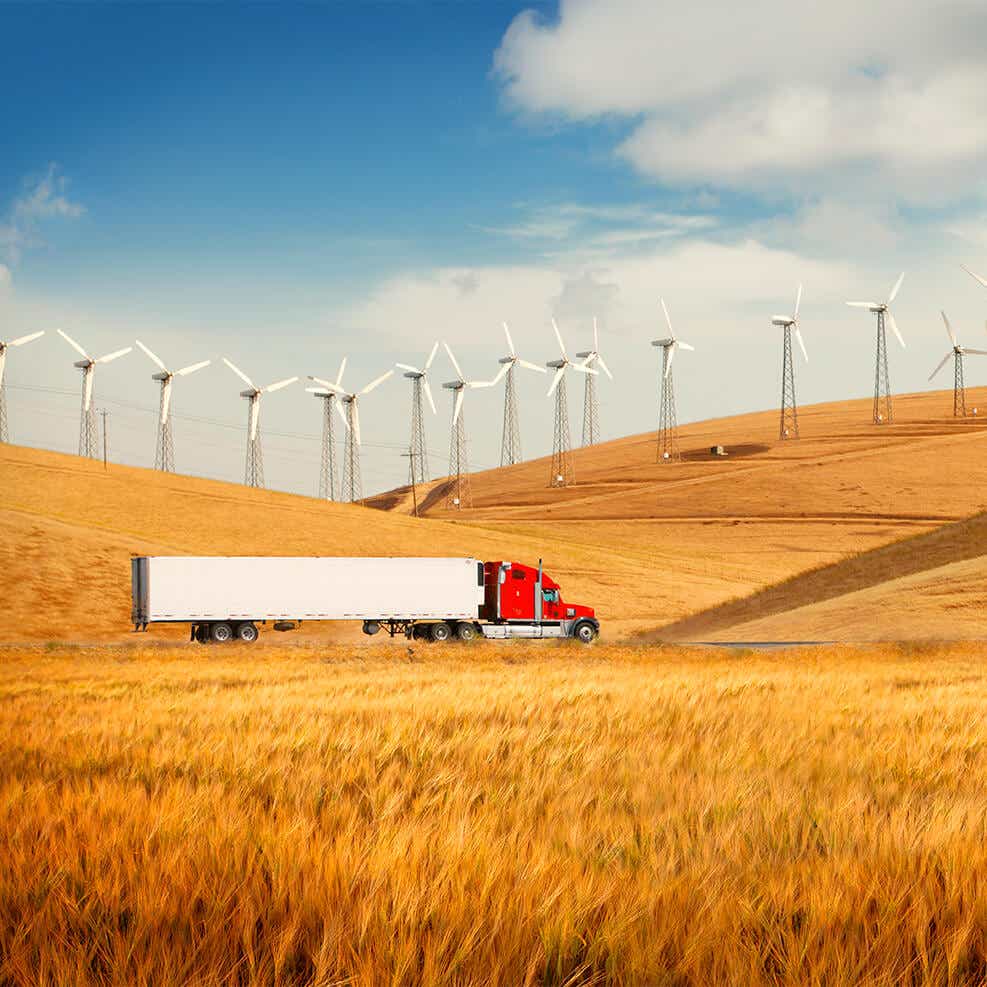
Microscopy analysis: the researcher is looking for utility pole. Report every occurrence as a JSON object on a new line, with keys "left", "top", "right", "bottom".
{"left": 100, "top": 409, "right": 109, "bottom": 471}
{"left": 401, "top": 448, "right": 420, "bottom": 517}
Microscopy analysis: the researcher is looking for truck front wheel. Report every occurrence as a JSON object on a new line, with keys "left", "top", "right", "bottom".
{"left": 235, "top": 622, "right": 258, "bottom": 643}
{"left": 572, "top": 620, "right": 598, "bottom": 644}
{"left": 210, "top": 622, "right": 233, "bottom": 644}
{"left": 430, "top": 622, "right": 452, "bottom": 643}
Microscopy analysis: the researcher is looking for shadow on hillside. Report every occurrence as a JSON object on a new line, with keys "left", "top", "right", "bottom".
{"left": 640, "top": 510, "right": 987, "bottom": 642}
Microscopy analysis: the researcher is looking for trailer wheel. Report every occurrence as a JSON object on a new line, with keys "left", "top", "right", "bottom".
{"left": 572, "top": 620, "right": 598, "bottom": 644}
{"left": 210, "top": 622, "right": 233, "bottom": 644}
{"left": 194, "top": 624, "right": 209, "bottom": 644}
{"left": 430, "top": 622, "right": 452, "bottom": 643}
{"left": 235, "top": 622, "right": 258, "bottom": 643}
{"left": 455, "top": 622, "right": 478, "bottom": 642}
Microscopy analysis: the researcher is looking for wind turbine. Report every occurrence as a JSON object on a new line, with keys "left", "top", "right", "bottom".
{"left": 575, "top": 316, "right": 614, "bottom": 446}
{"left": 497, "top": 321, "right": 546, "bottom": 466}
{"left": 222, "top": 358, "right": 298, "bottom": 488}
{"left": 57, "top": 330, "right": 132, "bottom": 458}
{"left": 0, "top": 330, "right": 44, "bottom": 444}
{"left": 308, "top": 368, "right": 393, "bottom": 503}
{"left": 304, "top": 356, "right": 347, "bottom": 500}
{"left": 651, "top": 298, "right": 694, "bottom": 463}
{"left": 395, "top": 341, "right": 439, "bottom": 486}
{"left": 546, "top": 319, "right": 597, "bottom": 487}
{"left": 928, "top": 311, "right": 987, "bottom": 418}
{"left": 134, "top": 340, "right": 210, "bottom": 472}
{"left": 771, "top": 284, "right": 808, "bottom": 440}
{"left": 443, "top": 342, "right": 502, "bottom": 509}
{"left": 847, "top": 272, "right": 905, "bottom": 424}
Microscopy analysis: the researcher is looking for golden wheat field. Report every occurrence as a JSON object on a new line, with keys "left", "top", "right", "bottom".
{"left": 2, "top": 641, "right": 987, "bottom": 987}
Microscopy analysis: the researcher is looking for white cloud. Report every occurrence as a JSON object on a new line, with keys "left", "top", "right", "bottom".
{"left": 494, "top": 0, "right": 987, "bottom": 197}
{"left": 2, "top": 164, "right": 84, "bottom": 264}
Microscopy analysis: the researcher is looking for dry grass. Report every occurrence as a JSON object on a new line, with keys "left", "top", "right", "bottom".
{"left": 3, "top": 642, "right": 987, "bottom": 986}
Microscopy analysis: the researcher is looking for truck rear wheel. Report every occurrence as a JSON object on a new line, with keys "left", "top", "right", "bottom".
{"left": 430, "top": 622, "right": 451, "bottom": 643}
{"left": 572, "top": 620, "right": 598, "bottom": 644}
{"left": 456, "top": 622, "right": 478, "bottom": 642}
{"left": 210, "top": 622, "right": 233, "bottom": 644}
{"left": 235, "top": 622, "right": 258, "bottom": 643}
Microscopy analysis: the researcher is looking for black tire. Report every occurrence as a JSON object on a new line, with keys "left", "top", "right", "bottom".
{"left": 363, "top": 620, "right": 380, "bottom": 636}
{"left": 430, "top": 622, "right": 452, "bottom": 643}
{"left": 210, "top": 621, "right": 233, "bottom": 644}
{"left": 194, "top": 625, "right": 209, "bottom": 645}
{"left": 456, "top": 622, "right": 478, "bottom": 642}
{"left": 235, "top": 622, "right": 258, "bottom": 644}
{"left": 572, "top": 621, "right": 598, "bottom": 644}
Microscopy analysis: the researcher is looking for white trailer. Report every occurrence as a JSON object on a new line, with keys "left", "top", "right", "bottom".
{"left": 132, "top": 556, "right": 486, "bottom": 643}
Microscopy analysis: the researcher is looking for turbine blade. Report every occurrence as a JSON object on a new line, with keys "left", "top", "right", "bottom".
{"left": 570, "top": 361, "right": 597, "bottom": 375}
{"left": 518, "top": 359, "right": 547, "bottom": 373}
{"left": 928, "top": 351, "right": 953, "bottom": 381}
{"left": 9, "top": 330, "right": 44, "bottom": 347}
{"left": 83, "top": 367, "right": 94, "bottom": 411}
{"left": 308, "top": 375, "right": 345, "bottom": 394}
{"left": 335, "top": 355, "right": 347, "bottom": 387}
{"left": 249, "top": 397, "right": 260, "bottom": 441}
{"left": 57, "top": 329, "right": 89, "bottom": 359}
{"left": 135, "top": 338, "right": 167, "bottom": 371}
{"left": 161, "top": 379, "right": 173, "bottom": 424}
{"left": 175, "top": 359, "right": 210, "bottom": 376}
{"left": 502, "top": 322, "right": 516, "bottom": 357}
{"left": 961, "top": 263, "right": 987, "bottom": 289}
{"left": 223, "top": 357, "right": 254, "bottom": 388}
{"left": 444, "top": 342, "right": 463, "bottom": 380}
{"left": 96, "top": 347, "right": 132, "bottom": 364}
{"left": 794, "top": 283, "right": 803, "bottom": 320}
{"left": 846, "top": 301, "right": 879, "bottom": 309}
{"left": 351, "top": 402, "right": 361, "bottom": 446}
{"left": 664, "top": 342, "right": 676, "bottom": 379}
{"left": 262, "top": 376, "right": 298, "bottom": 394}
{"left": 595, "top": 353, "right": 614, "bottom": 380}
{"left": 424, "top": 340, "right": 439, "bottom": 370}
{"left": 453, "top": 387, "right": 464, "bottom": 424}
{"left": 423, "top": 378, "right": 436, "bottom": 415}
{"left": 546, "top": 367, "right": 563, "bottom": 396}
{"left": 960, "top": 348, "right": 987, "bottom": 356}
{"left": 360, "top": 369, "right": 393, "bottom": 395}
{"left": 551, "top": 318, "right": 567, "bottom": 359}
{"left": 941, "top": 310, "right": 958, "bottom": 348}
{"left": 336, "top": 399, "right": 350, "bottom": 430}
{"left": 395, "top": 363, "right": 421, "bottom": 373}
{"left": 887, "top": 271, "right": 905, "bottom": 305}
{"left": 490, "top": 362, "right": 509, "bottom": 386}
{"left": 795, "top": 327, "right": 808, "bottom": 363}
{"left": 887, "top": 311, "right": 905, "bottom": 348}
{"left": 660, "top": 297, "right": 674, "bottom": 336}
{"left": 676, "top": 341, "right": 695, "bottom": 351}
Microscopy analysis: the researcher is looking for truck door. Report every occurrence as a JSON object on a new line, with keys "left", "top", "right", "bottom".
{"left": 501, "top": 566, "right": 535, "bottom": 620}
{"left": 541, "top": 586, "right": 562, "bottom": 621}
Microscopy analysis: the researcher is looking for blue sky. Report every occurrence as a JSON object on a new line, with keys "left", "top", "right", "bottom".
{"left": 2, "top": 1, "right": 987, "bottom": 496}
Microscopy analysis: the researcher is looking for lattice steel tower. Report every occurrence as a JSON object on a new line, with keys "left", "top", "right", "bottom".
{"left": 397, "top": 343, "right": 438, "bottom": 486}
{"left": 155, "top": 383, "right": 176, "bottom": 472}
{"left": 497, "top": 321, "right": 545, "bottom": 466}
{"left": 548, "top": 370, "right": 574, "bottom": 487}
{"left": 575, "top": 317, "right": 612, "bottom": 446}
{"left": 928, "top": 311, "right": 987, "bottom": 418}
{"left": 445, "top": 386, "right": 472, "bottom": 509}
{"left": 341, "top": 397, "right": 362, "bottom": 503}
{"left": 316, "top": 393, "right": 338, "bottom": 499}
{"left": 779, "top": 326, "right": 799, "bottom": 439}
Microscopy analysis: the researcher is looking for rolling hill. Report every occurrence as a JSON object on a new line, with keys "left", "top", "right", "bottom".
{"left": 3, "top": 386, "right": 987, "bottom": 643}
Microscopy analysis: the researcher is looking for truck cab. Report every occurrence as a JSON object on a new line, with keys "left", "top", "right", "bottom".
{"left": 482, "top": 561, "right": 598, "bottom": 641}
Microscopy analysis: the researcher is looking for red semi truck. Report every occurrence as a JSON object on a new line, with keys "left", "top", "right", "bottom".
{"left": 131, "top": 556, "right": 600, "bottom": 643}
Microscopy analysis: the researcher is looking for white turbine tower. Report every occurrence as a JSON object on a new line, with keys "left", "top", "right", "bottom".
{"left": 308, "top": 368, "right": 393, "bottom": 503}
{"left": 443, "top": 342, "right": 503, "bottom": 509}
{"left": 652, "top": 298, "right": 694, "bottom": 463}
{"left": 0, "top": 330, "right": 44, "bottom": 443}
{"left": 546, "top": 319, "right": 597, "bottom": 487}
{"left": 57, "top": 330, "right": 132, "bottom": 458}
{"left": 928, "top": 311, "right": 987, "bottom": 418}
{"left": 497, "top": 321, "right": 546, "bottom": 466}
{"left": 847, "top": 272, "right": 905, "bottom": 424}
{"left": 134, "top": 340, "right": 210, "bottom": 472}
{"left": 395, "top": 341, "right": 439, "bottom": 485}
{"left": 771, "top": 284, "right": 808, "bottom": 440}
{"left": 222, "top": 358, "right": 298, "bottom": 489}
{"left": 575, "top": 317, "right": 614, "bottom": 446}
{"left": 305, "top": 356, "right": 347, "bottom": 500}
